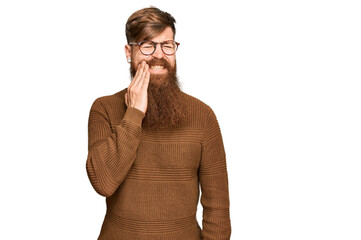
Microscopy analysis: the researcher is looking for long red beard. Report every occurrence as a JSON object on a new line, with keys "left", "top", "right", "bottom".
{"left": 130, "top": 59, "right": 187, "bottom": 129}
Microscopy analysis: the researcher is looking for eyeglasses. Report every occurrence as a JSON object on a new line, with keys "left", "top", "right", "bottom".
{"left": 129, "top": 40, "right": 180, "bottom": 56}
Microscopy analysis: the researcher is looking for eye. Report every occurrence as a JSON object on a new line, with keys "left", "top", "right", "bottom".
{"left": 140, "top": 41, "right": 154, "bottom": 48}
{"left": 162, "top": 42, "right": 175, "bottom": 49}
{"left": 141, "top": 44, "right": 153, "bottom": 48}
{"left": 142, "top": 46, "right": 153, "bottom": 49}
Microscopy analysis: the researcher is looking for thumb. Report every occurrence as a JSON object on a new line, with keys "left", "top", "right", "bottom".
{"left": 124, "top": 93, "right": 128, "bottom": 107}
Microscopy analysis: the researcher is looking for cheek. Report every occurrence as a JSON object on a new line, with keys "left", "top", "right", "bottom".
{"left": 131, "top": 51, "right": 146, "bottom": 66}
{"left": 131, "top": 59, "right": 142, "bottom": 69}
{"left": 165, "top": 56, "right": 176, "bottom": 67}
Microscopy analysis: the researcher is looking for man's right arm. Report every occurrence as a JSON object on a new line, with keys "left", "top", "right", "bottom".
{"left": 86, "top": 61, "right": 150, "bottom": 197}
{"left": 86, "top": 100, "right": 145, "bottom": 197}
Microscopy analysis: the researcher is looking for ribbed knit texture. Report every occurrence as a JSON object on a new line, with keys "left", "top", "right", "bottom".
{"left": 86, "top": 88, "right": 231, "bottom": 240}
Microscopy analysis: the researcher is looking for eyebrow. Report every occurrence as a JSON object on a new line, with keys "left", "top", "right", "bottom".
{"left": 143, "top": 39, "right": 175, "bottom": 43}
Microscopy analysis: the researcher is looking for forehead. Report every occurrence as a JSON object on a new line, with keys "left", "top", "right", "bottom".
{"left": 148, "top": 27, "right": 174, "bottom": 42}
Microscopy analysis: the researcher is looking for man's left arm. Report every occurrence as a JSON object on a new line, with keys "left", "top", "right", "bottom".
{"left": 199, "top": 108, "right": 231, "bottom": 240}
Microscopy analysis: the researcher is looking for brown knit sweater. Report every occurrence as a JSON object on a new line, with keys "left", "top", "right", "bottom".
{"left": 86, "top": 88, "right": 231, "bottom": 240}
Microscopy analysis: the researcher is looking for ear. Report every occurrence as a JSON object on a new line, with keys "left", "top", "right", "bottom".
{"left": 125, "top": 44, "right": 131, "bottom": 63}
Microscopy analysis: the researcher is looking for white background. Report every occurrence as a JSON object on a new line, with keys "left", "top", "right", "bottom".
{"left": 1, "top": 0, "right": 360, "bottom": 239}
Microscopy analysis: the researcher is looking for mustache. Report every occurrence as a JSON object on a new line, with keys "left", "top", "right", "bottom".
{"left": 130, "top": 58, "right": 176, "bottom": 78}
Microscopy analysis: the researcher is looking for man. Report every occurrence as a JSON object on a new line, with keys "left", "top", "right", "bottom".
{"left": 86, "top": 7, "right": 231, "bottom": 240}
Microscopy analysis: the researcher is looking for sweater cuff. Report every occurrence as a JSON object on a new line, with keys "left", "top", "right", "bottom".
{"left": 122, "top": 107, "right": 145, "bottom": 127}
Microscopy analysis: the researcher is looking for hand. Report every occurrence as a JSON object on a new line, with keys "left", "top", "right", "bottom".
{"left": 125, "top": 61, "right": 150, "bottom": 113}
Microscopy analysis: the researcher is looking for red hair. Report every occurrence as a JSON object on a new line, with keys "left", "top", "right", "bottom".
{"left": 125, "top": 7, "right": 176, "bottom": 43}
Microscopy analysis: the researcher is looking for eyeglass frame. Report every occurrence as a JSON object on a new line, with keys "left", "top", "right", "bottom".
{"left": 128, "top": 40, "right": 180, "bottom": 56}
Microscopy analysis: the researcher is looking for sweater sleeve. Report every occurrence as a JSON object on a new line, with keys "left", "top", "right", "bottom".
{"left": 86, "top": 98, "right": 145, "bottom": 197}
{"left": 199, "top": 108, "right": 231, "bottom": 239}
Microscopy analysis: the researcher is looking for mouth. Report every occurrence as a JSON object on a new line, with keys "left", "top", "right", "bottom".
{"left": 150, "top": 65, "right": 165, "bottom": 70}
{"left": 149, "top": 65, "right": 167, "bottom": 74}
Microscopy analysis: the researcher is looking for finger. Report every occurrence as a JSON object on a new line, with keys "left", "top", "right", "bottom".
{"left": 129, "top": 61, "right": 145, "bottom": 89}
{"left": 140, "top": 63, "right": 149, "bottom": 83}
{"left": 132, "top": 61, "right": 146, "bottom": 89}
{"left": 133, "top": 62, "right": 148, "bottom": 89}
{"left": 134, "top": 61, "right": 147, "bottom": 85}
{"left": 124, "top": 92, "right": 128, "bottom": 107}
{"left": 134, "top": 61, "right": 145, "bottom": 80}
{"left": 141, "top": 70, "right": 150, "bottom": 90}
{"left": 128, "top": 63, "right": 141, "bottom": 89}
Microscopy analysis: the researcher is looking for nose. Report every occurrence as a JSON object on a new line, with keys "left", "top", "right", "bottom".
{"left": 152, "top": 43, "right": 164, "bottom": 59}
